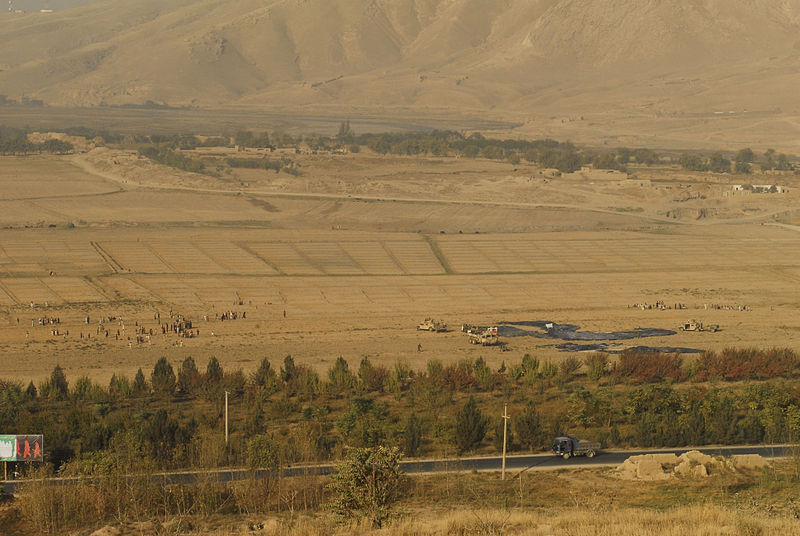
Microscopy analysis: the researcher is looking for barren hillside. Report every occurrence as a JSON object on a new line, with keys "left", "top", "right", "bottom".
{"left": 2, "top": 0, "right": 800, "bottom": 148}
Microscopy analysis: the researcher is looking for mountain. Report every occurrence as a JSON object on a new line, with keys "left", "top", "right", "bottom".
{"left": 2, "top": 0, "right": 800, "bottom": 148}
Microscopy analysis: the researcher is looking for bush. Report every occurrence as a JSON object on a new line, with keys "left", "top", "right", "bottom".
{"left": 327, "top": 445, "right": 403, "bottom": 528}
{"left": 613, "top": 351, "right": 685, "bottom": 383}
{"left": 246, "top": 434, "right": 281, "bottom": 470}
{"left": 138, "top": 146, "right": 205, "bottom": 173}
{"left": 585, "top": 353, "right": 609, "bottom": 382}
{"left": 693, "top": 347, "right": 798, "bottom": 381}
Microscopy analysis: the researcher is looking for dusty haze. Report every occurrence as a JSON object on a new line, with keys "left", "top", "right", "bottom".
{"left": 1, "top": 0, "right": 800, "bottom": 149}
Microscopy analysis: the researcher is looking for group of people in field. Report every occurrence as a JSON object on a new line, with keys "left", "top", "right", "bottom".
{"left": 16, "top": 300, "right": 266, "bottom": 346}
{"left": 629, "top": 301, "right": 749, "bottom": 312}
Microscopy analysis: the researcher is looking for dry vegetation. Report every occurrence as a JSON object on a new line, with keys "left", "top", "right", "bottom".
{"left": 2, "top": 129, "right": 800, "bottom": 534}
{"left": 1, "top": 134, "right": 800, "bottom": 384}
{"left": 5, "top": 461, "right": 800, "bottom": 535}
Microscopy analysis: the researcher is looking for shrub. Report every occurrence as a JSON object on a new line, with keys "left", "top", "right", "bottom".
{"left": 327, "top": 445, "right": 403, "bottom": 528}
{"left": 613, "top": 351, "right": 685, "bottom": 383}
{"left": 585, "top": 353, "right": 609, "bottom": 382}
{"left": 693, "top": 347, "right": 798, "bottom": 381}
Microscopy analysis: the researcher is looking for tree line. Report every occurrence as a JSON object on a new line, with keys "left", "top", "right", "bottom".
{"left": 2, "top": 347, "right": 799, "bottom": 478}
{"left": 0, "top": 127, "right": 73, "bottom": 156}
{"left": 679, "top": 147, "right": 796, "bottom": 174}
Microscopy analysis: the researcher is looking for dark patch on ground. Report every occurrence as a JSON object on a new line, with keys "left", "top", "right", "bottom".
{"left": 247, "top": 197, "right": 279, "bottom": 213}
{"left": 497, "top": 321, "right": 676, "bottom": 341}
{"left": 554, "top": 342, "right": 703, "bottom": 354}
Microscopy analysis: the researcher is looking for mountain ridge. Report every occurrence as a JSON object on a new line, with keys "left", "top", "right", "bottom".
{"left": 2, "top": 0, "right": 800, "bottom": 149}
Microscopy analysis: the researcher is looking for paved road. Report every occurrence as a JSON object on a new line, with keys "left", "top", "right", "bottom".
{"left": 2, "top": 445, "right": 792, "bottom": 495}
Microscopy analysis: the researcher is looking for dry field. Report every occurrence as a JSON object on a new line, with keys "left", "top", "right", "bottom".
{"left": 1, "top": 150, "right": 800, "bottom": 383}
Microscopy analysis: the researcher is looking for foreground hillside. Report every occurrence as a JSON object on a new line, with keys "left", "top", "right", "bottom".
{"left": 2, "top": 0, "right": 800, "bottom": 149}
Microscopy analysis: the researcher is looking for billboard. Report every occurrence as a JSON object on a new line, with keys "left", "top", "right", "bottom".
{"left": 0, "top": 435, "right": 43, "bottom": 462}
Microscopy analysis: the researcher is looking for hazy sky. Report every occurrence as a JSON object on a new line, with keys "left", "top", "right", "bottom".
{"left": 9, "top": 0, "right": 96, "bottom": 11}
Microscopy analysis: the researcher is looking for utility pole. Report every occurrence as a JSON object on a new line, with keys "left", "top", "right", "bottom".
{"left": 224, "top": 390, "right": 229, "bottom": 445}
{"left": 501, "top": 403, "right": 510, "bottom": 480}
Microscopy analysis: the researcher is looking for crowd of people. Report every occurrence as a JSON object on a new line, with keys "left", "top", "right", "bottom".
{"left": 629, "top": 301, "right": 749, "bottom": 311}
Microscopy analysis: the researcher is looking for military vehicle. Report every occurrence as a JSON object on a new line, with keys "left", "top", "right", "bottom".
{"left": 417, "top": 318, "right": 447, "bottom": 332}
{"left": 468, "top": 326, "right": 499, "bottom": 346}
{"left": 679, "top": 319, "right": 719, "bottom": 332}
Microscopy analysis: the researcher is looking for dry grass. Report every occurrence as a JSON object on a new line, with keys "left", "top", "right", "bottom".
{"left": 119, "top": 505, "right": 799, "bottom": 535}
{"left": 1, "top": 151, "right": 800, "bottom": 385}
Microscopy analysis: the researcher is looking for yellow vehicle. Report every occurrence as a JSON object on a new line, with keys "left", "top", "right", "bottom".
{"left": 417, "top": 318, "right": 447, "bottom": 332}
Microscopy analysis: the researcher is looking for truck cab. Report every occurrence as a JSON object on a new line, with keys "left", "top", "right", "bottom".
{"left": 552, "top": 435, "right": 599, "bottom": 459}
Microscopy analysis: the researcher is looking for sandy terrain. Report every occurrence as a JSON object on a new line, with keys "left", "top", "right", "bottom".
{"left": 0, "top": 148, "right": 799, "bottom": 384}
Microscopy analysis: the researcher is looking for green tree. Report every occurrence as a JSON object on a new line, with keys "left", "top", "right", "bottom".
{"left": 734, "top": 160, "right": 751, "bottom": 174}
{"left": 514, "top": 402, "right": 545, "bottom": 450}
{"left": 177, "top": 356, "right": 201, "bottom": 395}
{"left": 108, "top": 373, "right": 130, "bottom": 398}
{"left": 280, "top": 354, "right": 297, "bottom": 384}
{"left": 151, "top": 357, "right": 176, "bottom": 395}
{"left": 707, "top": 153, "right": 731, "bottom": 173}
{"left": 205, "top": 356, "right": 223, "bottom": 386}
{"left": 336, "top": 120, "right": 355, "bottom": 143}
{"left": 403, "top": 413, "right": 423, "bottom": 457}
{"left": 246, "top": 434, "right": 281, "bottom": 470}
{"left": 358, "top": 357, "right": 388, "bottom": 393}
{"left": 133, "top": 368, "right": 149, "bottom": 395}
{"left": 473, "top": 357, "right": 494, "bottom": 391}
{"left": 328, "top": 356, "right": 356, "bottom": 397}
{"left": 521, "top": 353, "right": 540, "bottom": 383}
{"left": 454, "top": 396, "right": 487, "bottom": 454}
{"left": 49, "top": 364, "right": 69, "bottom": 400}
{"left": 252, "top": 357, "right": 278, "bottom": 391}
{"left": 336, "top": 396, "right": 386, "bottom": 447}
{"left": 558, "top": 356, "right": 582, "bottom": 384}
{"left": 736, "top": 148, "right": 755, "bottom": 163}
{"left": 138, "top": 409, "right": 192, "bottom": 468}
{"left": 327, "top": 446, "right": 403, "bottom": 528}
{"left": 585, "top": 353, "right": 609, "bottom": 382}
{"left": 679, "top": 153, "right": 707, "bottom": 171}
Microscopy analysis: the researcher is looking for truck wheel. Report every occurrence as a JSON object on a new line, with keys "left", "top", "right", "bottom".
{"left": 562, "top": 452, "right": 571, "bottom": 460}
{"left": 587, "top": 450, "right": 595, "bottom": 458}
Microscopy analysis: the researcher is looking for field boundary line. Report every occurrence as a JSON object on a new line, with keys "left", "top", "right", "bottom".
{"left": 90, "top": 241, "right": 125, "bottom": 273}
{"left": 81, "top": 275, "right": 116, "bottom": 302}
{"left": 334, "top": 242, "right": 368, "bottom": 274}
{"left": 290, "top": 243, "right": 328, "bottom": 275}
{"left": 0, "top": 279, "right": 21, "bottom": 305}
{"left": 423, "top": 235, "right": 454, "bottom": 274}
{"left": 143, "top": 242, "right": 180, "bottom": 273}
{"left": 235, "top": 242, "right": 285, "bottom": 275}
{"left": 379, "top": 241, "right": 410, "bottom": 275}
{"left": 190, "top": 241, "right": 235, "bottom": 274}
{"left": 37, "top": 277, "right": 67, "bottom": 305}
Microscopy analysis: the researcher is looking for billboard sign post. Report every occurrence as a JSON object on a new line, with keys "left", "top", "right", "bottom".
{"left": 1, "top": 435, "right": 44, "bottom": 480}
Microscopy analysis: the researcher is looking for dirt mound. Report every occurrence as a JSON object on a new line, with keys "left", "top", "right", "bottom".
{"left": 730, "top": 454, "right": 770, "bottom": 471}
{"left": 618, "top": 450, "right": 768, "bottom": 480}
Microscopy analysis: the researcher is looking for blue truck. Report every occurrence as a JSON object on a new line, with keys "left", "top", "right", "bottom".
{"left": 552, "top": 436, "right": 600, "bottom": 459}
